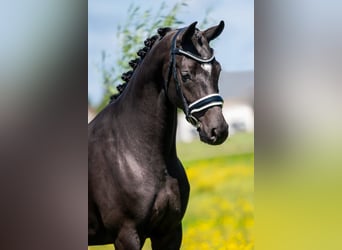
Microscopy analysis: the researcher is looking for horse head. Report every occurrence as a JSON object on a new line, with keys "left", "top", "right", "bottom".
{"left": 164, "top": 21, "right": 229, "bottom": 145}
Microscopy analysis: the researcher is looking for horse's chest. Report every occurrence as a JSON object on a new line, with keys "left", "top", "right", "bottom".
{"left": 150, "top": 176, "right": 182, "bottom": 228}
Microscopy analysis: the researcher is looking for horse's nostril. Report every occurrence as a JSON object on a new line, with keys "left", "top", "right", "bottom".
{"left": 211, "top": 128, "right": 217, "bottom": 138}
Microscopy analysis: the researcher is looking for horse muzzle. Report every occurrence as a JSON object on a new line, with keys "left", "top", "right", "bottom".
{"left": 197, "top": 106, "right": 229, "bottom": 145}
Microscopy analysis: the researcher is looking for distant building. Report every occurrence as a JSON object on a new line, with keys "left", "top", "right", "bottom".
{"left": 176, "top": 101, "right": 254, "bottom": 142}
{"left": 223, "top": 101, "right": 254, "bottom": 134}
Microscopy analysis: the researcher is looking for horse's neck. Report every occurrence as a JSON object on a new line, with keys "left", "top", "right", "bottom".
{"left": 114, "top": 58, "right": 178, "bottom": 158}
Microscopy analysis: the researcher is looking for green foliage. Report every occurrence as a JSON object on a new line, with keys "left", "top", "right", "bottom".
{"left": 97, "top": 0, "right": 189, "bottom": 111}
{"left": 115, "top": 1, "right": 187, "bottom": 74}
{"left": 95, "top": 0, "right": 215, "bottom": 111}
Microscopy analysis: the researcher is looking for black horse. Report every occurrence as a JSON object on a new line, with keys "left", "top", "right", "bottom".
{"left": 88, "top": 21, "right": 228, "bottom": 249}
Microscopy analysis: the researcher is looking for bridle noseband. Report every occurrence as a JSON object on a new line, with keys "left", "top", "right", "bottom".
{"left": 165, "top": 28, "right": 224, "bottom": 128}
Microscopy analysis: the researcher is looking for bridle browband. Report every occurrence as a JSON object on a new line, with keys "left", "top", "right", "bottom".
{"left": 164, "top": 28, "right": 224, "bottom": 128}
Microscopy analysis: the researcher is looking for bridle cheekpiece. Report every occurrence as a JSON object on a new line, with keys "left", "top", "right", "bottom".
{"left": 165, "top": 28, "right": 224, "bottom": 128}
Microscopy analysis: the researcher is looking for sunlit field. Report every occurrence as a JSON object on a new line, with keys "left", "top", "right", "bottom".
{"left": 89, "top": 133, "right": 254, "bottom": 250}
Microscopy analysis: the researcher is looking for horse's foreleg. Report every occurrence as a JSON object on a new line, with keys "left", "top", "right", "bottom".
{"left": 114, "top": 223, "right": 141, "bottom": 250}
{"left": 150, "top": 224, "right": 182, "bottom": 250}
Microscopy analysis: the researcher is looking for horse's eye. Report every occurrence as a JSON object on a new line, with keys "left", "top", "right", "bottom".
{"left": 181, "top": 72, "right": 191, "bottom": 82}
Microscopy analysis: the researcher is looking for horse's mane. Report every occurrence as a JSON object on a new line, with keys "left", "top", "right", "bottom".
{"left": 109, "top": 27, "right": 172, "bottom": 102}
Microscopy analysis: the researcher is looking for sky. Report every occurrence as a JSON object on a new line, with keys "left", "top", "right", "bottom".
{"left": 88, "top": 0, "right": 254, "bottom": 105}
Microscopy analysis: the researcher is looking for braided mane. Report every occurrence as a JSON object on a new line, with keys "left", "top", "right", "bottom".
{"left": 110, "top": 27, "right": 172, "bottom": 102}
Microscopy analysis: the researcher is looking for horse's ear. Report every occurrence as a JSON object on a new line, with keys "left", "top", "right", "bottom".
{"left": 181, "top": 21, "right": 198, "bottom": 44}
{"left": 203, "top": 20, "right": 225, "bottom": 42}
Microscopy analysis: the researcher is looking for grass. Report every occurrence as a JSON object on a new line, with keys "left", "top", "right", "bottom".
{"left": 89, "top": 133, "right": 254, "bottom": 250}
{"left": 177, "top": 132, "right": 254, "bottom": 162}
{"left": 180, "top": 152, "right": 254, "bottom": 250}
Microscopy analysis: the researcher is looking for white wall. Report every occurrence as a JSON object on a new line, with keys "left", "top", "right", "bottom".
{"left": 176, "top": 103, "right": 254, "bottom": 142}
{"left": 223, "top": 104, "right": 254, "bottom": 135}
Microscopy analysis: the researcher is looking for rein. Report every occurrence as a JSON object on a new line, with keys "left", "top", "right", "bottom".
{"left": 165, "top": 28, "right": 224, "bottom": 128}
